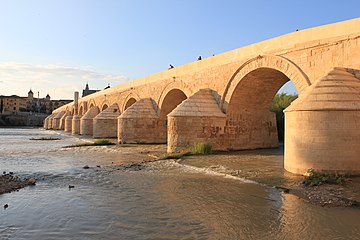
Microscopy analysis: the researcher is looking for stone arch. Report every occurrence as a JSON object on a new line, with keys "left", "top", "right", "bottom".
{"left": 71, "top": 107, "right": 75, "bottom": 116}
{"left": 79, "top": 105, "right": 84, "bottom": 116}
{"left": 159, "top": 89, "right": 188, "bottom": 118}
{"left": 157, "top": 80, "right": 192, "bottom": 113}
{"left": 222, "top": 54, "right": 310, "bottom": 112}
{"left": 123, "top": 92, "right": 140, "bottom": 112}
{"left": 101, "top": 103, "right": 109, "bottom": 111}
{"left": 88, "top": 99, "right": 96, "bottom": 109}
{"left": 221, "top": 56, "right": 310, "bottom": 150}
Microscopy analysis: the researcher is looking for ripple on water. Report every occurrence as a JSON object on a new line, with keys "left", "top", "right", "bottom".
{"left": 1, "top": 128, "right": 360, "bottom": 240}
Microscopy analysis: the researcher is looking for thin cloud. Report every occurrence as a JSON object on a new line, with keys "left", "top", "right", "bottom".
{"left": 0, "top": 62, "right": 128, "bottom": 99}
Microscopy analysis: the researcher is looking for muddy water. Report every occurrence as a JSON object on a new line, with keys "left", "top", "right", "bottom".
{"left": 0, "top": 128, "right": 359, "bottom": 239}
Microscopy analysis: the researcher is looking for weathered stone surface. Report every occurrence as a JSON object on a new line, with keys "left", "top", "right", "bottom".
{"left": 72, "top": 115, "right": 81, "bottom": 135}
{"left": 118, "top": 98, "right": 165, "bottom": 143}
{"left": 44, "top": 113, "right": 55, "bottom": 129}
{"left": 80, "top": 106, "right": 100, "bottom": 136}
{"left": 93, "top": 103, "right": 121, "bottom": 138}
{"left": 285, "top": 68, "right": 360, "bottom": 174}
{"left": 168, "top": 89, "right": 226, "bottom": 152}
{"left": 52, "top": 111, "right": 65, "bottom": 130}
{"left": 59, "top": 111, "right": 70, "bottom": 130}
{"left": 64, "top": 115, "right": 73, "bottom": 132}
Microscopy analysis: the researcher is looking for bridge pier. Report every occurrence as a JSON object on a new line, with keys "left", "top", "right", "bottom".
{"left": 118, "top": 98, "right": 166, "bottom": 144}
{"left": 80, "top": 106, "right": 100, "bottom": 136}
{"left": 167, "top": 89, "right": 226, "bottom": 152}
{"left": 64, "top": 115, "right": 73, "bottom": 132}
{"left": 72, "top": 115, "right": 81, "bottom": 134}
{"left": 285, "top": 68, "right": 360, "bottom": 174}
{"left": 52, "top": 111, "right": 65, "bottom": 130}
{"left": 44, "top": 114, "right": 53, "bottom": 129}
{"left": 59, "top": 111, "right": 70, "bottom": 130}
{"left": 93, "top": 103, "right": 121, "bottom": 138}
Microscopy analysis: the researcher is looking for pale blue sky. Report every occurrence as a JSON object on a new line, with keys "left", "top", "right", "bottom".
{"left": 0, "top": 0, "right": 359, "bottom": 99}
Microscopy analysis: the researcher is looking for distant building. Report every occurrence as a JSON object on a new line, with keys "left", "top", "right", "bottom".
{"left": 0, "top": 95, "right": 27, "bottom": 113}
{"left": 0, "top": 90, "right": 72, "bottom": 114}
{"left": 82, "top": 83, "right": 99, "bottom": 97}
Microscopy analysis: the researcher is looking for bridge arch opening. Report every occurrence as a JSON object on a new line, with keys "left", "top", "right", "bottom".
{"left": 124, "top": 98, "right": 136, "bottom": 111}
{"left": 226, "top": 67, "right": 299, "bottom": 149}
{"left": 79, "top": 106, "right": 84, "bottom": 116}
{"left": 102, "top": 104, "right": 109, "bottom": 111}
{"left": 160, "top": 89, "right": 187, "bottom": 118}
{"left": 159, "top": 89, "right": 187, "bottom": 142}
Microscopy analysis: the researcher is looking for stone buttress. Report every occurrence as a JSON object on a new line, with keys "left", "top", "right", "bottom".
{"left": 118, "top": 98, "right": 166, "bottom": 144}
{"left": 93, "top": 103, "right": 121, "bottom": 138}
{"left": 52, "top": 111, "right": 65, "bottom": 130}
{"left": 167, "top": 89, "right": 226, "bottom": 153}
{"left": 64, "top": 115, "right": 73, "bottom": 132}
{"left": 80, "top": 106, "right": 100, "bottom": 136}
{"left": 72, "top": 115, "right": 81, "bottom": 134}
{"left": 59, "top": 111, "right": 70, "bottom": 130}
{"left": 284, "top": 68, "right": 360, "bottom": 175}
{"left": 44, "top": 113, "right": 54, "bottom": 129}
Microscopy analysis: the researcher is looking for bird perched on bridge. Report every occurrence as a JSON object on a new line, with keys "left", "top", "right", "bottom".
{"left": 4, "top": 204, "right": 8, "bottom": 210}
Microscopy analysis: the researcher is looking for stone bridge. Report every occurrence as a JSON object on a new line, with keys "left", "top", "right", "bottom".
{"left": 45, "top": 18, "right": 360, "bottom": 175}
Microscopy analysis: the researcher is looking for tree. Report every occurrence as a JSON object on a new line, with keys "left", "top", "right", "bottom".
{"left": 270, "top": 93, "right": 298, "bottom": 141}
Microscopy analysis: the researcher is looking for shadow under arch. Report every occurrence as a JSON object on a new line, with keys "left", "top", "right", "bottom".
{"left": 101, "top": 103, "right": 109, "bottom": 111}
{"left": 78, "top": 105, "right": 84, "bottom": 116}
{"left": 159, "top": 89, "right": 188, "bottom": 118}
{"left": 157, "top": 80, "right": 192, "bottom": 113}
{"left": 122, "top": 92, "right": 140, "bottom": 112}
{"left": 221, "top": 54, "right": 310, "bottom": 113}
{"left": 223, "top": 65, "right": 302, "bottom": 150}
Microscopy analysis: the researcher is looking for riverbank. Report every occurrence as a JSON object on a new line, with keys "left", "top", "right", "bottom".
{"left": 0, "top": 113, "right": 47, "bottom": 127}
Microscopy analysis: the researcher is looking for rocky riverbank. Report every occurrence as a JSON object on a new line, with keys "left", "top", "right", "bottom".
{"left": 0, "top": 173, "right": 36, "bottom": 195}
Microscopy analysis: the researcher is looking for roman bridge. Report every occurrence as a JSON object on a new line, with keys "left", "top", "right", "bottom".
{"left": 45, "top": 18, "right": 360, "bottom": 175}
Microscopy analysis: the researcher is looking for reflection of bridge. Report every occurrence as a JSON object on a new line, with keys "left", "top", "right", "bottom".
{"left": 45, "top": 18, "right": 360, "bottom": 175}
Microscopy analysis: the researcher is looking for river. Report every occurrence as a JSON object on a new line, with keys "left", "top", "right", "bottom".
{"left": 0, "top": 128, "right": 359, "bottom": 239}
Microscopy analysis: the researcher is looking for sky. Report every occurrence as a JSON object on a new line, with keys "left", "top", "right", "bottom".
{"left": 0, "top": 0, "right": 359, "bottom": 99}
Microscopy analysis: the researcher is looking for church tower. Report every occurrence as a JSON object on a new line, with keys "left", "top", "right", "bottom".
{"left": 28, "top": 89, "right": 34, "bottom": 102}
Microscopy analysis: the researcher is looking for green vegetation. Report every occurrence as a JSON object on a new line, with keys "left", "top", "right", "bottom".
{"left": 161, "top": 143, "right": 212, "bottom": 159}
{"left": 93, "top": 139, "right": 114, "bottom": 145}
{"left": 63, "top": 139, "right": 115, "bottom": 148}
{"left": 270, "top": 93, "right": 298, "bottom": 141}
{"left": 190, "top": 143, "right": 212, "bottom": 155}
{"left": 303, "top": 169, "right": 345, "bottom": 186}
{"left": 161, "top": 150, "right": 191, "bottom": 159}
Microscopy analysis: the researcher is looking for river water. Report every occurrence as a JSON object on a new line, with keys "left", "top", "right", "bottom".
{"left": 0, "top": 128, "right": 359, "bottom": 239}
